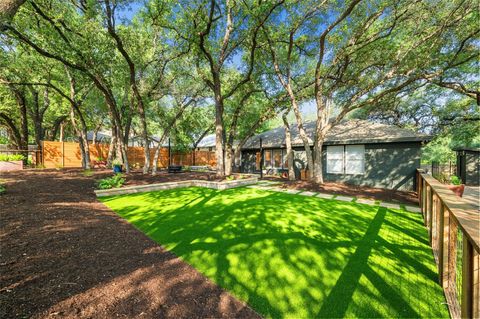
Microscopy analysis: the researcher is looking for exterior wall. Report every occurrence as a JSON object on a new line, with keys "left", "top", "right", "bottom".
{"left": 240, "top": 142, "right": 422, "bottom": 191}
{"left": 465, "top": 151, "right": 480, "bottom": 186}
{"left": 322, "top": 142, "right": 422, "bottom": 191}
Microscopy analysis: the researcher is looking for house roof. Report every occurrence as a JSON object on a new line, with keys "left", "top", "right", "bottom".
{"left": 196, "top": 134, "right": 216, "bottom": 148}
{"left": 86, "top": 131, "right": 111, "bottom": 142}
{"left": 242, "top": 119, "right": 431, "bottom": 149}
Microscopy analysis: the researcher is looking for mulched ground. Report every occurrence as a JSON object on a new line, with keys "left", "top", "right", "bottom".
{"left": 264, "top": 177, "right": 418, "bottom": 204}
{"left": 0, "top": 169, "right": 259, "bottom": 319}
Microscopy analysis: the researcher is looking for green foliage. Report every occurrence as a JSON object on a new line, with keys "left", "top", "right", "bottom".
{"left": 450, "top": 175, "right": 462, "bottom": 185}
{"left": 82, "top": 169, "right": 94, "bottom": 177}
{"left": 422, "top": 136, "right": 456, "bottom": 164}
{"left": 96, "top": 174, "right": 125, "bottom": 190}
{"left": 0, "top": 154, "right": 24, "bottom": 161}
{"left": 101, "top": 187, "right": 449, "bottom": 318}
{"left": 111, "top": 159, "right": 123, "bottom": 166}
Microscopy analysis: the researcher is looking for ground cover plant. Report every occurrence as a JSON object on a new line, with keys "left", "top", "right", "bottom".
{"left": 100, "top": 187, "right": 449, "bottom": 318}
{"left": 0, "top": 154, "right": 24, "bottom": 161}
{"left": 96, "top": 174, "right": 125, "bottom": 190}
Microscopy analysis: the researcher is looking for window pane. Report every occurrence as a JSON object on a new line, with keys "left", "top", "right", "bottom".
{"left": 264, "top": 150, "right": 272, "bottom": 168}
{"left": 273, "top": 149, "right": 282, "bottom": 168}
{"left": 345, "top": 145, "right": 365, "bottom": 174}
{"left": 327, "top": 146, "right": 344, "bottom": 174}
{"left": 255, "top": 152, "right": 261, "bottom": 170}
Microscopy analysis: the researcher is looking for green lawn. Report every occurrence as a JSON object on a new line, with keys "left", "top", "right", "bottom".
{"left": 100, "top": 187, "right": 449, "bottom": 318}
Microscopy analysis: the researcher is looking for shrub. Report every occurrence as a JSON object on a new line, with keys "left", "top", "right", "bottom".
{"left": 96, "top": 174, "right": 125, "bottom": 190}
{"left": 450, "top": 175, "right": 462, "bottom": 185}
{"left": 0, "top": 185, "right": 5, "bottom": 194}
{"left": 0, "top": 154, "right": 24, "bottom": 161}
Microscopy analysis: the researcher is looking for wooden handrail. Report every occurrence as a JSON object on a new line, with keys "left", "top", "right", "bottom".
{"left": 419, "top": 170, "right": 479, "bottom": 251}
{"left": 416, "top": 169, "right": 479, "bottom": 319}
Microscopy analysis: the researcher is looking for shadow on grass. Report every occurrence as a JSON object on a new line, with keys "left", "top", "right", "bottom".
{"left": 101, "top": 187, "right": 449, "bottom": 318}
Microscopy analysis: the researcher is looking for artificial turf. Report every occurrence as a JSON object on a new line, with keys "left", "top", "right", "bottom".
{"left": 100, "top": 187, "right": 449, "bottom": 318}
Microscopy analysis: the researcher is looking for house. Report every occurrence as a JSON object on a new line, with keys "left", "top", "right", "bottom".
{"left": 240, "top": 119, "right": 431, "bottom": 191}
{"left": 454, "top": 147, "right": 480, "bottom": 186}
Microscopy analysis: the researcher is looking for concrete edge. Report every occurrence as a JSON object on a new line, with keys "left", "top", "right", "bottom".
{"left": 94, "top": 177, "right": 258, "bottom": 197}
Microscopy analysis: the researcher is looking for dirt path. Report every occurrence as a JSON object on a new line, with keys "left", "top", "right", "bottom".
{"left": 0, "top": 169, "right": 259, "bottom": 319}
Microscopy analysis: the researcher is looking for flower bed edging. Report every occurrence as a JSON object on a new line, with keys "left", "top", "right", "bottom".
{"left": 94, "top": 177, "right": 258, "bottom": 197}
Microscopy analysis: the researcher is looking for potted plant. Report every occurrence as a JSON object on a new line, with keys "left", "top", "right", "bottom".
{"left": 111, "top": 159, "right": 123, "bottom": 173}
{"left": 448, "top": 175, "right": 465, "bottom": 197}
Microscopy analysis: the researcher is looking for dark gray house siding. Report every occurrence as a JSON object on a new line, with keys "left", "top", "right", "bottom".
{"left": 240, "top": 141, "right": 422, "bottom": 191}
{"left": 456, "top": 148, "right": 480, "bottom": 186}
{"left": 239, "top": 120, "right": 430, "bottom": 191}
{"left": 322, "top": 142, "right": 421, "bottom": 191}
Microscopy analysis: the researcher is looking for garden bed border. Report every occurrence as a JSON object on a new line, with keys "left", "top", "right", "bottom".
{"left": 94, "top": 177, "right": 258, "bottom": 197}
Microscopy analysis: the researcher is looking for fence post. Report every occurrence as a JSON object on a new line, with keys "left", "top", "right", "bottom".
{"left": 461, "top": 238, "right": 474, "bottom": 318}
{"left": 428, "top": 189, "right": 434, "bottom": 243}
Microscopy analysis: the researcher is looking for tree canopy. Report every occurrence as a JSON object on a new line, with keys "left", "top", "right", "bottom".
{"left": 0, "top": 0, "right": 478, "bottom": 177}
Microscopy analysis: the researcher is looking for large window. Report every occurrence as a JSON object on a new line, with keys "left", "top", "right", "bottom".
{"left": 326, "top": 145, "right": 365, "bottom": 175}
{"left": 345, "top": 145, "right": 365, "bottom": 174}
{"left": 326, "top": 146, "right": 344, "bottom": 174}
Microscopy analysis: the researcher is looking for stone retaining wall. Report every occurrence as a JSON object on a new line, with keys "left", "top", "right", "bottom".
{"left": 94, "top": 177, "right": 258, "bottom": 197}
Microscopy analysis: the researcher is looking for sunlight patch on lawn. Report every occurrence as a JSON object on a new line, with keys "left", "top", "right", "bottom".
{"left": 100, "top": 187, "right": 449, "bottom": 318}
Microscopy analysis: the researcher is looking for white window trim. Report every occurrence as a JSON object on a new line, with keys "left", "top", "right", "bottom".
{"left": 326, "top": 145, "right": 365, "bottom": 175}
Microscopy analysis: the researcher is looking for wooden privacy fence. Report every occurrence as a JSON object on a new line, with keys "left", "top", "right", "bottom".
{"left": 42, "top": 141, "right": 216, "bottom": 169}
{"left": 417, "top": 169, "right": 479, "bottom": 319}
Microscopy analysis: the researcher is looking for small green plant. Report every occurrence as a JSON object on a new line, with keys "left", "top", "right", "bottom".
{"left": 0, "top": 154, "right": 24, "bottom": 161}
{"left": 226, "top": 175, "right": 235, "bottom": 181}
{"left": 0, "top": 184, "right": 5, "bottom": 195}
{"left": 82, "top": 169, "right": 94, "bottom": 177}
{"left": 450, "top": 175, "right": 462, "bottom": 185}
{"left": 96, "top": 174, "right": 125, "bottom": 190}
{"left": 97, "top": 156, "right": 105, "bottom": 161}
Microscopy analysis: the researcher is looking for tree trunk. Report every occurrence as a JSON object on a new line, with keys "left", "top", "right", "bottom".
{"left": 282, "top": 113, "right": 295, "bottom": 180}
{"left": 224, "top": 145, "right": 233, "bottom": 176}
{"left": 16, "top": 90, "right": 28, "bottom": 150}
{"left": 214, "top": 91, "right": 225, "bottom": 177}
{"left": 138, "top": 103, "right": 150, "bottom": 174}
{"left": 313, "top": 137, "right": 325, "bottom": 184}
{"left": 289, "top": 90, "right": 314, "bottom": 180}
{"left": 151, "top": 137, "right": 166, "bottom": 175}
{"left": 313, "top": 96, "right": 332, "bottom": 184}
{"left": 59, "top": 122, "right": 64, "bottom": 142}
{"left": 69, "top": 107, "right": 91, "bottom": 169}
{"left": 107, "top": 130, "right": 116, "bottom": 166}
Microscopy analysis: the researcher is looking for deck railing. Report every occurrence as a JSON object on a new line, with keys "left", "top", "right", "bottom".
{"left": 417, "top": 169, "right": 479, "bottom": 319}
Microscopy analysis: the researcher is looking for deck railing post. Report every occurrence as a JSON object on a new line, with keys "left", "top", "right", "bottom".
{"left": 461, "top": 238, "right": 474, "bottom": 318}
{"left": 472, "top": 249, "right": 479, "bottom": 318}
{"left": 439, "top": 204, "right": 448, "bottom": 287}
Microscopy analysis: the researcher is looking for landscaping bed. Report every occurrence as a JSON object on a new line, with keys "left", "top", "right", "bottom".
{"left": 0, "top": 169, "right": 258, "bottom": 318}
{"left": 265, "top": 177, "right": 418, "bottom": 204}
